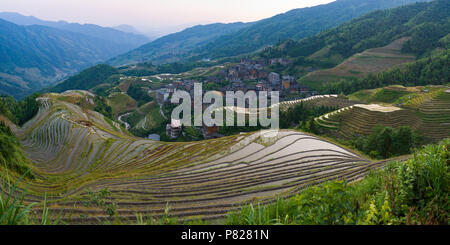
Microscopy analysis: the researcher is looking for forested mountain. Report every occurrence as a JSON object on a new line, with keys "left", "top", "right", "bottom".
{"left": 0, "top": 19, "right": 136, "bottom": 99}
{"left": 0, "top": 12, "right": 150, "bottom": 49}
{"left": 189, "top": 0, "right": 430, "bottom": 61}
{"left": 256, "top": 0, "right": 448, "bottom": 88}
{"left": 263, "top": 0, "right": 448, "bottom": 61}
{"left": 108, "top": 0, "right": 427, "bottom": 66}
{"left": 108, "top": 22, "right": 254, "bottom": 66}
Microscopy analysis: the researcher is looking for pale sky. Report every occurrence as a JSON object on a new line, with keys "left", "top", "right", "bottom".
{"left": 1, "top": 0, "right": 335, "bottom": 36}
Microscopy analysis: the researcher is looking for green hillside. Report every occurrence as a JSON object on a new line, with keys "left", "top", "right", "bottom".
{"left": 260, "top": 0, "right": 448, "bottom": 85}
{"left": 49, "top": 64, "right": 120, "bottom": 93}
{"left": 108, "top": 22, "right": 254, "bottom": 66}
{"left": 301, "top": 38, "right": 416, "bottom": 84}
{"left": 191, "top": 0, "right": 429, "bottom": 61}
{"left": 316, "top": 86, "right": 450, "bottom": 141}
{"left": 108, "top": 0, "right": 424, "bottom": 66}
{"left": 321, "top": 49, "right": 449, "bottom": 95}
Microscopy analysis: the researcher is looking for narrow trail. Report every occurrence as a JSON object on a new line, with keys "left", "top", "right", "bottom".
{"left": 118, "top": 112, "right": 132, "bottom": 130}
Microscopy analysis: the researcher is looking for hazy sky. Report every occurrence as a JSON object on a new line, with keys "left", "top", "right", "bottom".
{"left": 1, "top": 0, "right": 335, "bottom": 36}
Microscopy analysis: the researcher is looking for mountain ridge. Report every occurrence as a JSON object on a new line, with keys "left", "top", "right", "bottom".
{"left": 0, "top": 12, "right": 150, "bottom": 48}
{"left": 108, "top": 22, "right": 255, "bottom": 66}
{"left": 109, "top": 0, "right": 431, "bottom": 66}
{"left": 0, "top": 18, "right": 139, "bottom": 98}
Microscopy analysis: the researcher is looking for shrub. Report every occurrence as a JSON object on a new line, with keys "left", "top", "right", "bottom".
{"left": 0, "top": 122, "right": 34, "bottom": 178}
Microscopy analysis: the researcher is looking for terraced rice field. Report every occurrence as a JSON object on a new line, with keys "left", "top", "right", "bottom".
{"left": 1, "top": 92, "right": 393, "bottom": 224}
{"left": 316, "top": 89, "right": 450, "bottom": 140}
{"left": 302, "top": 37, "right": 416, "bottom": 84}
{"left": 279, "top": 95, "right": 359, "bottom": 112}
{"left": 222, "top": 95, "right": 359, "bottom": 116}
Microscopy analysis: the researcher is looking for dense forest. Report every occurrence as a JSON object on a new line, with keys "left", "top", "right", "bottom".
{"left": 109, "top": 22, "right": 253, "bottom": 66}
{"left": 127, "top": 83, "right": 153, "bottom": 107}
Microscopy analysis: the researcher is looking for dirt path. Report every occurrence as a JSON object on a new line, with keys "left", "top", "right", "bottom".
{"left": 160, "top": 105, "right": 168, "bottom": 120}
{"left": 118, "top": 113, "right": 132, "bottom": 130}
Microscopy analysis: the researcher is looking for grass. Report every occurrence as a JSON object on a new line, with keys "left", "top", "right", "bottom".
{"left": 0, "top": 169, "right": 63, "bottom": 225}
{"left": 0, "top": 169, "right": 35, "bottom": 225}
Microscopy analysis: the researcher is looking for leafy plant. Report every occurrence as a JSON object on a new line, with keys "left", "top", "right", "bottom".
{"left": 0, "top": 169, "right": 34, "bottom": 225}
{"left": 84, "top": 188, "right": 118, "bottom": 221}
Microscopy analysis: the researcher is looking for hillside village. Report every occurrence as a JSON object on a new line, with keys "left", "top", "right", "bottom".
{"left": 154, "top": 57, "right": 313, "bottom": 102}
{"left": 146, "top": 57, "right": 316, "bottom": 140}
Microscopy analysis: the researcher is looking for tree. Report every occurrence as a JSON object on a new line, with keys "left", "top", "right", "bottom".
{"left": 393, "top": 126, "right": 414, "bottom": 155}
{"left": 376, "top": 127, "right": 394, "bottom": 159}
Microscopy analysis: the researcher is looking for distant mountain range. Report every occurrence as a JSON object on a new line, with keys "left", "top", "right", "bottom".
{"left": 191, "top": 0, "right": 432, "bottom": 61}
{"left": 108, "top": 22, "right": 255, "bottom": 66}
{"left": 0, "top": 12, "right": 150, "bottom": 48}
{"left": 109, "top": 0, "right": 430, "bottom": 66}
{"left": 0, "top": 18, "right": 148, "bottom": 99}
{"left": 0, "top": 0, "right": 436, "bottom": 99}
{"left": 0, "top": 13, "right": 152, "bottom": 99}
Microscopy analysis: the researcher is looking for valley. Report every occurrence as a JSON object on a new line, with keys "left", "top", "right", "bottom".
{"left": 0, "top": 0, "right": 448, "bottom": 226}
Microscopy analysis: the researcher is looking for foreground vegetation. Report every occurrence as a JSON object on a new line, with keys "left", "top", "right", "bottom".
{"left": 352, "top": 126, "right": 422, "bottom": 159}
{"left": 227, "top": 139, "right": 449, "bottom": 225}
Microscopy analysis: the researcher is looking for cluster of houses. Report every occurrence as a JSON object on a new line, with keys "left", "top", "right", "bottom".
{"left": 220, "top": 59, "right": 308, "bottom": 97}
{"left": 154, "top": 58, "right": 315, "bottom": 140}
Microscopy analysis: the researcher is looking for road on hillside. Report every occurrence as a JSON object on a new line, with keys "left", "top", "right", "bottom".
{"left": 118, "top": 112, "right": 132, "bottom": 130}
